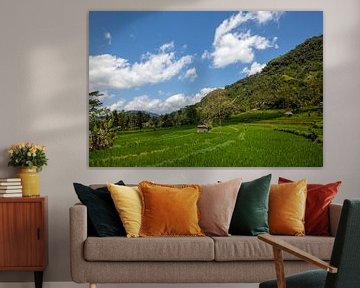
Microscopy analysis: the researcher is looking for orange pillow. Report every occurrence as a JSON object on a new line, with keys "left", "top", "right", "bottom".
{"left": 269, "top": 179, "right": 307, "bottom": 236}
{"left": 138, "top": 181, "right": 204, "bottom": 237}
{"left": 278, "top": 177, "right": 341, "bottom": 236}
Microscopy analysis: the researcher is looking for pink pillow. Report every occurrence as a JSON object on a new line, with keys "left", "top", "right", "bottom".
{"left": 198, "top": 178, "right": 242, "bottom": 236}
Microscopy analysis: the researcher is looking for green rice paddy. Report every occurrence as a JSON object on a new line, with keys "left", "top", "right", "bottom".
{"left": 89, "top": 109, "right": 323, "bottom": 167}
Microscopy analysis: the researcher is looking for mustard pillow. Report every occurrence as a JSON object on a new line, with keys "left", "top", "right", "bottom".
{"left": 107, "top": 183, "right": 142, "bottom": 238}
{"left": 138, "top": 181, "right": 204, "bottom": 237}
{"left": 269, "top": 179, "right": 307, "bottom": 236}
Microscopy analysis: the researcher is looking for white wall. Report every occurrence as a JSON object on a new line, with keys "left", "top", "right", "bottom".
{"left": 0, "top": 0, "right": 359, "bottom": 283}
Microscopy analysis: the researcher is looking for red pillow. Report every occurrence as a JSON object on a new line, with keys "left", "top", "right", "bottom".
{"left": 278, "top": 177, "right": 341, "bottom": 236}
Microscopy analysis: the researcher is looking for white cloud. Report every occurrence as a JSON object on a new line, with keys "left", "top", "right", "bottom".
{"left": 95, "top": 90, "right": 113, "bottom": 101}
{"left": 207, "top": 11, "right": 282, "bottom": 68}
{"left": 192, "top": 87, "right": 220, "bottom": 104}
{"left": 124, "top": 96, "right": 162, "bottom": 112}
{"left": 89, "top": 42, "right": 193, "bottom": 91}
{"left": 214, "top": 12, "right": 252, "bottom": 45}
{"left": 109, "top": 98, "right": 126, "bottom": 111}
{"left": 201, "top": 50, "right": 211, "bottom": 60}
{"left": 242, "top": 61, "right": 266, "bottom": 76}
{"left": 104, "top": 32, "right": 112, "bottom": 45}
{"left": 181, "top": 67, "right": 198, "bottom": 82}
{"left": 253, "top": 11, "right": 283, "bottom": 24}
{"left": 159, "top": 42, "right": 174, "bottom": 52}
{"left": 212, "top": 31, "right": 274, "bottom": 68}
{"left": 108, "top": 87, "right": 218, "bottom": 114}
{"left": 163, "top": 94, "right": 189, "bottom": 110}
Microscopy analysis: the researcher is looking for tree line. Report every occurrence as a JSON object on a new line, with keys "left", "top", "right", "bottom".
{"left": 89, "top": 91, "right": 211, "bottom": 150}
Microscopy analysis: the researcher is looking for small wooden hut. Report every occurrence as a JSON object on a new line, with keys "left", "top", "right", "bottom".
{"left": 197, "top": 124, "right": 209, "bottom": 133}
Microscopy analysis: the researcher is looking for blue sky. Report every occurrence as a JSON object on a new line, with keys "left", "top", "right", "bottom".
{"left": 89, "top": 11, "right": 323, "bottom": 114}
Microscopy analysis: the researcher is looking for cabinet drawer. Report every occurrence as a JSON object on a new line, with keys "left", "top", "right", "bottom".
{"left": 0, "top": 199, "right": 46, "bottom": 269}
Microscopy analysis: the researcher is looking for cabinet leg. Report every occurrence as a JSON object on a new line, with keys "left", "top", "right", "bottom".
{"left": 34, "top": 271, "right": 43, "bottom": 288}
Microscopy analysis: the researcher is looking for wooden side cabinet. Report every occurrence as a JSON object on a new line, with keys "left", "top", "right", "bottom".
{"left": 0, "top": 197, "right": 47, "bottom": 288}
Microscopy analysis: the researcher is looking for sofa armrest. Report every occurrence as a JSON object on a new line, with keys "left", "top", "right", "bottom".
{"left": 329, "top": 203, "right": 342, "bottom": 237}
{"left": 69, "top": 203, "right": 88, "bottom": 283}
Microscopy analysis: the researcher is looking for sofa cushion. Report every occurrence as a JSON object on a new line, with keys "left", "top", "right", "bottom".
{"left": 73, "top": 181, "right": 126, "bottom": 237}
{"left": 139, "top": 181, "right": 203, "bottom": 237}
{"left": 108, "top": 184, "right": 142, "bottom": 238}
{"left": 198, "top": 178, "right": 242, "bottom": 236}
{"left": 269, "top": 179, "right": 307, "bottom": 236}
{"left": 84, "top": 236, "right": 214, "bottom": 261}
{"left": 279, "top": 177, "right": 341, "bottom": 236}
{"left": 229, "top": 174, "right": 271, "bottom": 236}
{"left": 212, "top": 236, "right": 334, "bottom": 261}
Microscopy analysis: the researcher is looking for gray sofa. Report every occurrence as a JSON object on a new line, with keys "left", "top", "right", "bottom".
{"left": 70, "top": 202, "right": 342, "bottom": 288}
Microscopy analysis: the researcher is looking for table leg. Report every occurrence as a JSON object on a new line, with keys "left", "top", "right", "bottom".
{"left": 34, "top": 271, "right": 43, "bottom": 288}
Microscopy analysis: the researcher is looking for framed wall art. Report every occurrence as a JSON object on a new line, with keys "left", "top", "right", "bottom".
{"left": 89, "top": 11, "right": 323, "bottom": 167}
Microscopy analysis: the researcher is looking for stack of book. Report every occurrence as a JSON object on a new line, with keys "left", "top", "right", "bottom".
{"left": 0, "top": 178, "right": 22, "bottom": 197}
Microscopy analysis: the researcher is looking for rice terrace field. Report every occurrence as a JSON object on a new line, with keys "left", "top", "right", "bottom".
{"left": 89, "top": 108, "right": 323, "bottom": 167}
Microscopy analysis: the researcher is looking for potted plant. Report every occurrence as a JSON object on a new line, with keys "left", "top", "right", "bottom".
{"left": 8, "top": 143, "right": 48, "bottom": 197}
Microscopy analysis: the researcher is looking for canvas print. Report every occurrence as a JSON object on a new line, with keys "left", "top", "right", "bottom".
{"left": 89, "top": 11, "right": 323, "bottom": 167}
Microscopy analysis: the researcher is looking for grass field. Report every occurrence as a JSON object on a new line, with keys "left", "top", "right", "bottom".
{"left": 89, "top": 108, "right": 323, "bottom": 167}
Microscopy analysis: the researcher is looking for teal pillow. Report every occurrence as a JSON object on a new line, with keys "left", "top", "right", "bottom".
{"left": 229, "top": 174, "right": 272, "bottom": 236}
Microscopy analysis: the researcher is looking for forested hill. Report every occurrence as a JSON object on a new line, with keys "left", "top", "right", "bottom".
{"left": 198, "top": 35, "right": 323, "bottom": 113}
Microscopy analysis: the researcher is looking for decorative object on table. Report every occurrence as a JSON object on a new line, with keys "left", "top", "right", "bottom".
{"left": 0, "top": 178, "right": 22, "bottom": 197}
{"left": 8, "top": 143, "right": 48, "bottom": 197}
{"left": 88, "top": 11, "right": 323, "bottom": 168}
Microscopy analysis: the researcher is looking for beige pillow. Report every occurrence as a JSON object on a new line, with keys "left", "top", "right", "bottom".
{"left": 198, "top": 178, "right": 242, "bottom": 236}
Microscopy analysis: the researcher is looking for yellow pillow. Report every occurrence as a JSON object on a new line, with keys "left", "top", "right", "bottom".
{"left": 138, "top": 181, "right": 204, "bottom": 237}
{"left": 269, "top": 179, "right": 307, "bottom": 236}
{"left": 107, "top": 183, "right": 142, "bottom": 238}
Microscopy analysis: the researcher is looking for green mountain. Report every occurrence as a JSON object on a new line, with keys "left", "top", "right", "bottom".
{"left": 198, "top": 35, "right": 323, "bottom": 114}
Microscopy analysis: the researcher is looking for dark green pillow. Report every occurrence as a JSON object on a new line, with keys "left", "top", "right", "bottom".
{"left": 229, "top": 174, "right": 272, "bottom": 236}
{"left": 73, "top": 181, "right": 126, "bottom": 237}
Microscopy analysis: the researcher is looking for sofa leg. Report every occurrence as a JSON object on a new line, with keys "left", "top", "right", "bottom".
{"left": 89, "top": 283, "right": 96, "bottom": 288}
